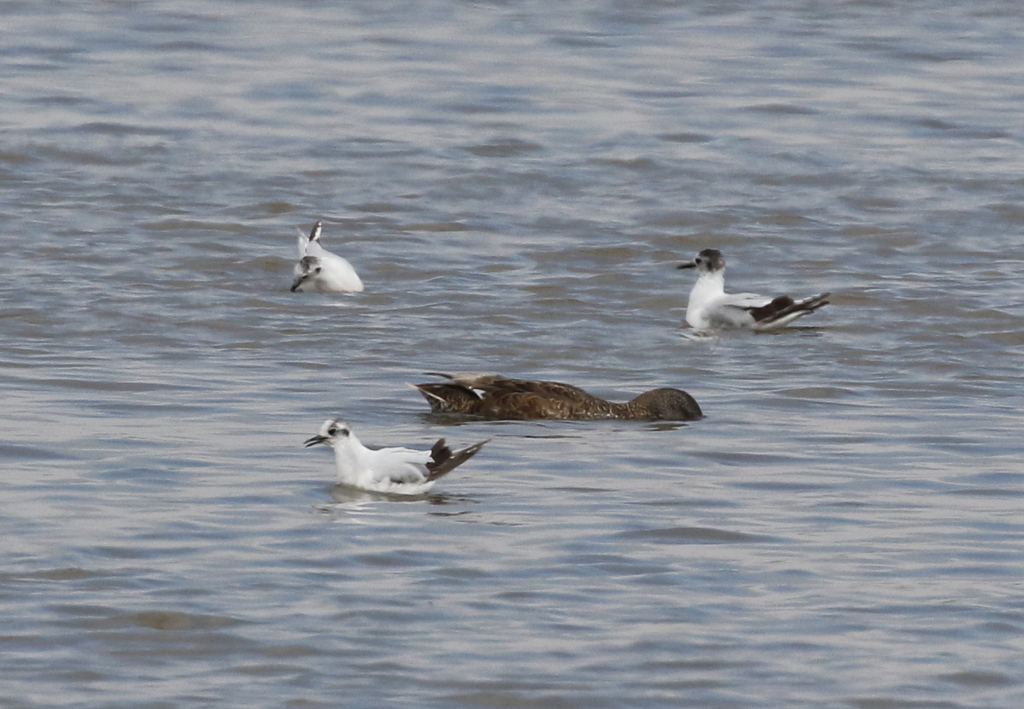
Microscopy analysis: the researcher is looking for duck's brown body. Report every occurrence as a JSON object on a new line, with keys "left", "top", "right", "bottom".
{"left": 415, "top": 373, "right": 702, "bottom": 421}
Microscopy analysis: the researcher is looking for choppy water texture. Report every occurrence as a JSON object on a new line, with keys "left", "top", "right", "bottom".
{"left": 3, "top": 1, "right": 1024, "bottom": 707}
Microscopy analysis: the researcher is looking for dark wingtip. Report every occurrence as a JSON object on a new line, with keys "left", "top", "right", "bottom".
{"left": 425, "top": 438, "right": 487, "bottom": 479}
{"left": 307, "top": 220, "right": 322, "bottom": 241}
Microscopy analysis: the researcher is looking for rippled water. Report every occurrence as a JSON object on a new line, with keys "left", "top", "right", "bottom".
{"left": 3, "top": 1, "right": 1024, "bottom": 707}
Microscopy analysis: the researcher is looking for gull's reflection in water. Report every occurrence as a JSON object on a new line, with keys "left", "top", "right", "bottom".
{"left": 313, "top": 484, "right": 478, "bottom": 520}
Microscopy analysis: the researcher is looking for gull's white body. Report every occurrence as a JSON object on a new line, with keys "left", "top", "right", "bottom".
{"left": 679, "top": 249, "right": 829, "bottom": 331}
{"left": 327, "top": 433, "right": 436, "bottom": 494}
{"left": 686, "top": 268, "right": 773, "bottom": 329}
{"left": 304, "top": 419, "right": 486, "bottom": 495}
{"left": 291, "top": 221, "right": 364, "bottom": 293}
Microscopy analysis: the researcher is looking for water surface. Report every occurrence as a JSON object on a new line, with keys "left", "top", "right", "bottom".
{"left": 2, "top": 1, "right": 1024, "bottom": 707}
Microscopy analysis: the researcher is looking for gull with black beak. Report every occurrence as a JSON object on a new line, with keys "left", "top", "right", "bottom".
{"left": 677, "top": 248, "right": 829, "bottom": 331}
{"left": 290, "top": 220, "right": 364, "bottom": 293}
{"left": 303, "top": 419, "right": 487, "bottom": 495}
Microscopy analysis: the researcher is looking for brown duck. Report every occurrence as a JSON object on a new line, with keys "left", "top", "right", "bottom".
{"left": 414, "top": 373, "right": 702, "bottom": 421}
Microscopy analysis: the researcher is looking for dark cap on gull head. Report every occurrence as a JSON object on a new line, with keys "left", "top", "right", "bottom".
{"left": 290, "top": 255, "right": 323, "bottom": 292}
{"left": 678, "top": 248, "right": 726, "bottom": 272}
{"left": 414, "top": 373, "right": 702, "bottom": 421}
{"left": 303, "top": 417, "right": 350, "bottom": 447}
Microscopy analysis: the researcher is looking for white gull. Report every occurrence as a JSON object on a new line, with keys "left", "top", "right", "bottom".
{"left": 677, "top": 248, "right": 829, "bottom": 331}
{"left": 303, "top": 419, "right": 487, "bottom": 495}
{"left": 291, "top": 220, "right": 364, "bottom": 293}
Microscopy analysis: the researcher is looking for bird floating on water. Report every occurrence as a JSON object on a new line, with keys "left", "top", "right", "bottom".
{"left": 290, "top": 220, "right": 364, "bottom": 293}
{"left": 677, "top": 248, "right": 829, "bottom": 331}
{"left": 303, "top": 418, "right": 487, "bottom": 494}
{"left": 414, "top": 373, "right": 702, "bottom": 421}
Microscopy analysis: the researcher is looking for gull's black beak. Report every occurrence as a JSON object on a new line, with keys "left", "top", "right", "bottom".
{"left": 677, "top": 261, "right": 697, "bottom": 269}
{"left": 303, "top": 435, "right": 327, "bottom": 447}
{"left": 290, "top": 275, "right": 307, "bottom": 292}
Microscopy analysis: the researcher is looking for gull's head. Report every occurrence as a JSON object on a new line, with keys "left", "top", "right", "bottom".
{"left": 290, "top": 256, "right": 323, "bottom": 292}
{"left": 296, "top": 255, "right": 322, "bottom": 276}
{"left": 678, "top": 248, "right": 726, "bottom": 275}
{"left": 304, "top": 418, "right": 353, "bottom": 449}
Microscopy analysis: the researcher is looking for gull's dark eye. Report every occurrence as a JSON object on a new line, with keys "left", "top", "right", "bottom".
{"left": 327, "top": 427, "right": 338, "bottom": 436}
{"left": 695, "top": 257, "right": 702, "bottom": 264}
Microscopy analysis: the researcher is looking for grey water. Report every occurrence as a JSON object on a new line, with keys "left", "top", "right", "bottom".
{"left": 2, "top": 1, "right": 1024, "bottom": 707}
